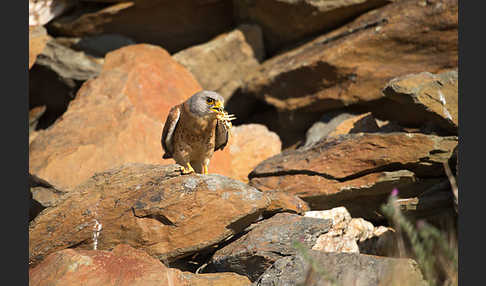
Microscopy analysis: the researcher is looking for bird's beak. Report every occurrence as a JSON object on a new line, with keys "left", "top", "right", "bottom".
{"left": 210, "top": 100, "right": 224, "bottom": 114}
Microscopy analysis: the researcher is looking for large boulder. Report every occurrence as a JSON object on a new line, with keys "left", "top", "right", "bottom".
{"left": 233, "top": 0, "right": 391, "bottom": 54}
{"left": 254, "top": 251, "right": 427, "bottom": 286}
{"left": 235, "top": 0, "right": 458, "bottom": 145}
{"left": 29, "top": 44, "right": 202, "bottom": 190}
{"left": 29, "top": 163, "right": 271, "bottom": 266}
{"left": 29, "top": 244, "right": 251, "bottom": 286}
{"left": 211, "top": 124, "right": 282, "bottom": 183}
{"left": 173, "top": 25, "right": 264, "bottom": 101}
{"left": 207, "top": 213, "right": 332, "bottom": 281}
{"left": 48, "top": 0, "right": 234, "bottom": 53}
{"left": 249, "top": 133, "right": 458, "bottom": 221}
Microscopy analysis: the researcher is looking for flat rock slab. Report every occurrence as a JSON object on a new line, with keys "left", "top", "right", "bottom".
{"left": 35, "top": 38, "right": 103, "bottom": 81}
{"left": 380, "top": 70, "right": 458, "bottom": 134}
{"left": 208, "top": 213, "right": 331, "bottom": 281}
{"left": 234, "top": 0, "right": 391, "bottom": 54}
{"left": 49, "top": 0, "right": 234, "bottom": 53}
{"left": 29, "top": 244, "right": 251, "bottom": 286}
{"left": 254, "top": 251, "right": 427, "bottom": 286}
{"left": 29, "top": 163, "right": 270, "bottom": 266}
{"left": 249, "top": 133, "right": 458, "bottom": 221}
{"left": 238, "top": 0, "right": 457, "bottom": 140}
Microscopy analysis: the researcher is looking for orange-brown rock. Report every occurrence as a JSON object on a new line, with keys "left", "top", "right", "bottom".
{"left": 48, "top": 0, "right": 234, "bottom": 53}
{"left": 304, "top": 112, "right": 381, "bottom": 147}
{"left": 29, "top": 26, "right": 49, "bottom": 69}
{"left": 173, "top": 25, "right": 264, "bottom": 101}
{"left": 263, "top": 190, "right": 310, "bottom": 216}
{"left": 327, "top": 112, "right": 380, "bottom": 137}
{"left": 238, "top": 0, "right": 457, "bottom": 144}
{"left": 29, "top": 44, "right": 202, "bottom": 190}
{"left": 29, "top": 244, "right": 251, "bottom": 286}
{"left": 211, "top": 124, "right": 281, "bottom": 182}
{"left": 29, "top": 163, "right": 271, "bottom": 266}
{"left": 379, "top": 70, "right": 458, "bottom": 134}
{"left": 249, "top": 133, "right": 458, "bottom": 221}
{"left": 233, "top": 0, "right": 391, "bottom": 54}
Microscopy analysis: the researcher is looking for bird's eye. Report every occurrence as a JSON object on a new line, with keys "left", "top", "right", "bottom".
{"left": 206, "top": 98, "right": 214, "bottom": 104}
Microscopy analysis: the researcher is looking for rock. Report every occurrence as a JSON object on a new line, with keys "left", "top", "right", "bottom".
{"left": 207, "top": 213, "right": 331, "bottom": 281}
{"left": 29, "top": 244, "right": 251, "bottom": 286}
{"left": 35, "top": 38, "right": 103, "bottom": 81}
{"left": 238, "top": 0, "right": 458, "bottom": 145}
{"left": 327, "top": 112, "right": 380, "bottom": 137}
{"left": 29, "top": 37, "right": 103, "bottom": 130}
{"left": 358, "top": 226, "right": 398, "bottom": 257}
{"left": 173, "top": 24, "right": 264, "bottom": 101}
{"left": 254, "top": 251, "right": 427, "bottom": 286}
{"left": 29, "top": 26, "right": 49, "bottom": 69}
{"left": 393, "top": 180, "right": 456, "bottom": 220}
{"left": 71, "top": 33, "right": 136, "bottom": 58}
{"left": 304, "top": 112, "right": 380, "bottom": 147}
{"left": 380, "top": 70, "right": 458, "bottom": 134}
{"left": 29, "top": 0, "right": 74, "bottom": 26}
{"left": 305, "top": 207, "right": 395, "bottom": 254}
{"left": 29, "top": 163, "right": 271, "bottom": 266}
{"left": 211, "top": 124, "right": 281, "bottom": 183}
{"left": 29, "top": 44, "right": 202, "bottom": 190}
{"left": 263, "top": 190, "right": 310, "bottom": 216}
{"left": 29, "top": 174, "right": 67, "bottom": 221}
{"left": 48, "top": 0, "right": 234, "bottom": 53}
{"left": 233, "top": 0, "right": 391, "bottom": 54}
{"left": 29, "top": 105, "right": 46, "bottom": 134}
{"left": 29, "top": 64, "right": 79, "bottom": 130}
{"left": 249, "top": 133, "right": 458, "bottom": 221}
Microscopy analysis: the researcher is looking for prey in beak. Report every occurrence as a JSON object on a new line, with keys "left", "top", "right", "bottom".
{"left": 208, "top": 99, "right": 236, "bottom": 131}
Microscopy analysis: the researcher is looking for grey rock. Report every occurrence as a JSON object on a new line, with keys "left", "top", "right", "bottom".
{"left": 36, "top": 38, "right": 102, "bottom": 81}
{"left": 253, "top": 251, "right": 427, "bottom": 286}
{"left": 208, "top": 213, "right": 331, "bottom": 281}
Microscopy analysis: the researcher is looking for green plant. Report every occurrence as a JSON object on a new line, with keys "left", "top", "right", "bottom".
{"left": 381, "top": 189, "right": 458, "bottom": 286}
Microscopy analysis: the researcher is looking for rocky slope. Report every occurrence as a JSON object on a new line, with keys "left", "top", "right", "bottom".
{"left": 29, "top": 0, "right": 458, "bottom": 285}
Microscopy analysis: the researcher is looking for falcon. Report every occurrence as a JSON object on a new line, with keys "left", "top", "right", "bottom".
{"left": 161, "top": 90, "right": 236, "bottom": 175}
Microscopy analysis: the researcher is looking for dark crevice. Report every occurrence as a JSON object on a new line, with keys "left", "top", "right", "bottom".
{"left": 67, "top": 239, "right": 91, "bottom": 250}
{"left": 168, "top": 225, "right": 255, "bottom": 273}
{"left": 131, "top": 208, "right": 176, "bottom": 227}
{"left": 250, "top": 161, "right": 444, "bottom": 182}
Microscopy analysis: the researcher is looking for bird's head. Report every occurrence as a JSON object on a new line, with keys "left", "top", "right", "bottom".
{"left": 187, "top": 90, "right": 226, "bottom": 118}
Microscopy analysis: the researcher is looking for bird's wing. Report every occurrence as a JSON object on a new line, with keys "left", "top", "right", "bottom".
{"left": 214, "top": 119, "right": 229, "bottom": 151}
{"left": 161, "top": 104, "right": 181, "bottom": 158}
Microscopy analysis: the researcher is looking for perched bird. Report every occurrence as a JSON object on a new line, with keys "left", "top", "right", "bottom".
{"left": 161, "top": 90, "right": 235, "bottom": 174}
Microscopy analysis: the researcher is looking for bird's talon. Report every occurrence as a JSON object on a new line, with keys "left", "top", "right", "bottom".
{"left": 180, "top": 165, "right": 195, "bottom": 175}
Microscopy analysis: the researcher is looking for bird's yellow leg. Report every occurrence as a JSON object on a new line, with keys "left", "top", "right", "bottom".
{"left": 180, "top": 162, "right": 195, "bottom": 174}
{"left": 203, "top": 165, "right": 208, "bottom": 175}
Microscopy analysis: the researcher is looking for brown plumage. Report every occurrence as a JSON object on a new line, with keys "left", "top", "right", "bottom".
{"left": 161, "top": 90, "right": 233, "bottom": 174}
